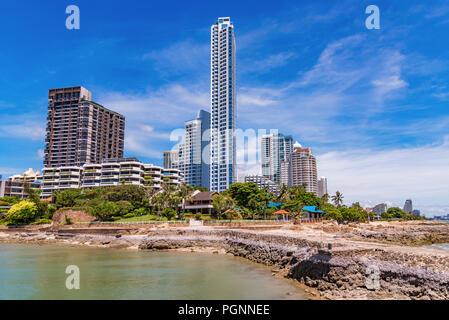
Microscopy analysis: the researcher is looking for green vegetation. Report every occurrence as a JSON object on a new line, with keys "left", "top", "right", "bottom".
{"left": 5, "top": 201, "right": 37, "bottom": 225}
{"left": 0, "top": 183, "right": 56, "bottom": 225}
{"left": 381, "top": 207, "right": 425, "bottom": 221}
{"left": 0, "top": 181, "right": 426, "bottom": 225}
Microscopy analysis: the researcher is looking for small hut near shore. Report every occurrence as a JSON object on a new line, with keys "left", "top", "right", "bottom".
{"left": 274, "top": 209, "right": 290, "bottom": 221}
{"left": 301, "top": 206, "right": 325, "bottom": 220}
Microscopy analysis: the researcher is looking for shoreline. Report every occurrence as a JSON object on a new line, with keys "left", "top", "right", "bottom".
{"left": 1, "top": 220, "right": 449, "bottom": 300}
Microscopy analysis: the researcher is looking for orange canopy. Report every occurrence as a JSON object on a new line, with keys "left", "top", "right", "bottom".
{"left": 274, "top": 209, "right": 290, "bottom": 215}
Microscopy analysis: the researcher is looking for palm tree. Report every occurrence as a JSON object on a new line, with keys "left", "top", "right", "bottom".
{"left": 212, "top": 194, "right": 235, "bottom": 220}
{"left": 332, "top": 191, "right": 344, "bottom": 207}
{"left": 145, "top": 187, "right": 158, "bottom": 214}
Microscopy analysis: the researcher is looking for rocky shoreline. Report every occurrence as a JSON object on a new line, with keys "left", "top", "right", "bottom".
{"left": 1, "top": 221, "right": 448, "bottom": 300}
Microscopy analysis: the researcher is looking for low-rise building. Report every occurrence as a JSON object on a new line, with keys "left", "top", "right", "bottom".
{"left": 41, "top": 166, "right": 83, "bottom": 198}
{"left": 162, "top": 168, "right": 182, "bottom": 187}
{"left": 40, "top": 158, "right": 181, "bottom": 199}
{"left": 183, "top": 190, "right": 218, "bottom": 214}
{"left": 0, "top": 169, "right": 42, "bottom": 199}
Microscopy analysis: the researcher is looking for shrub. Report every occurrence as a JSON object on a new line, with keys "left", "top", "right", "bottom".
{"left": 32, "top": 218, "right": 53, "bottom": 225}
{"left": 43, "top": 206, "right": 57, "bottom": 219}
{"left": 132, "top": 207, "right": 148, "bottom": 216}
{"left": 0, "top": 196, "right": 20, "bottom": 205}
{"left": 161, "top": 208, "right": 176, "bottom": 221}
{"left": 6, "top": 201, "right": 37, "bottom": 225}
{"left": 123, "top": 212, "right": 138, "bottom": 219}
{"left": 194, "top": 213, "right": 203, "bottom": 220}
{"left": 65, "top": 217, "right": 73, "bottom": 225}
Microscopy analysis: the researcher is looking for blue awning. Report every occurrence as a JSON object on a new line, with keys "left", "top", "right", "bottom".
{"left": 267, "top": 201, "right": 284, "bottom": 208}
{"left": 302, "top": 206, "right": 325, "bottom": 213}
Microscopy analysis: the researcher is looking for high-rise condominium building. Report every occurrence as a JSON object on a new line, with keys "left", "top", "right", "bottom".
{"left": 178, "top": 110, "right": 210, "bottom": 189}
{"left": 210, "top": 17, "right": 236, "bottom": 192}
{"left": 403, "top": 199, "right": 413, "bottom": 214}
{"left": 163, "top": 150, "right": 179, "bottom": 169}
{"left": 261, "top": 133, "right": 293, "bottom": 184}
{"left": 281, "top": 142, "right": 318, "bottom": 194}
{"left": 317, "top": 177, "right": 328, "bottom": 198}
{"left": 44, "top": 86, "right": 125, "bottom": 168}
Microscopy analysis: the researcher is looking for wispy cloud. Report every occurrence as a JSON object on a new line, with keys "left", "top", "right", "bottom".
{"left": 97, "top": 84, "right": 210, "bottom": 160}
{"left": 0, "top": 122, "right": 45, "bottom": 141}
{"left": 142, "top": 40, "right": 209, "bottom": 76}
{"left": 318, "top": 136, "right": 449, "bottom": 217}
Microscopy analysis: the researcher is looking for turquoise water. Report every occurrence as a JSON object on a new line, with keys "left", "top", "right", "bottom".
{"left": 0, "top": 244, "right": 306, "bottom": 300}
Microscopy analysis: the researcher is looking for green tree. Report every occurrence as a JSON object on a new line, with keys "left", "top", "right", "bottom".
{"left": 322, "top": 203, "right": 343, "bottom": 222}
{"left": 351, "top": 202, "right": 363, "bottom": 211}
{"left": 115, "top": 201, "right": 133, "bottom": 216}
{"left": 92, "top": 201, "right": 119, "bottom": 221}
{"left": 331, "top": 191, "right": 344, "bottom": 207}
{"left": 227, "top": 182, "right": 260, "bottom": 209}
{"left": 6, "top": 201, "right": 37, "bottom": 225}
{"left": 0, "top": 196, "right": 20, "bottom": 205}
{"left": 104, "top": 185, "right": 146, "bottom": 208}
{"left": 54, "top": 189, "right": 83, "bottom": 208}
{"left": 383, "top": 207, "right": 407, "bottom": 220}
{"left": 24, "top": 182, "right": 49, "bottom": 218}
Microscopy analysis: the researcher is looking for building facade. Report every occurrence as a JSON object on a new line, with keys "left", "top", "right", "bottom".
{"left": 0, "top": 169, "right": 42, "bottom": 199}
{"left": 40, "top": 158, "right": 181, "bottom": 199}
{"left": 261, "top": 133, "right": 293, "bottom": 184}
{"left": 280, "top": 161, "right": 290, "bottom": 186}
{"left": 44, "top": 86, "right": 125, "bottom": 168}
{"left": 210, "top": 17, "right": 236, "bottom": 192}
{"left": 372, "top": 203, "right": 388, "bottom": 218}
{"left": 178, "top": 110, "right": 210, "bottom": 190}
{"left": 317, "top": 177, "right": 328, "bottom": 198}
{"left": 163, "top": 150, "right": 179, "bottom": 169}
{"left": 403, "top": 199, "right": 413, "bottom": 214}
{"left": 281, "top": 143, "right": 318, "bottom": 194}
{"left": 244, "top": 175, "right": 280, "bottom": 195}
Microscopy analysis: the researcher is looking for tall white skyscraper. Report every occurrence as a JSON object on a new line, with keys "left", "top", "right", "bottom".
{"left": 210, "top": 17, "right": 236, "bottom": 192}
{"left": 261, "top": 133, "right": 293, "bottom": 184}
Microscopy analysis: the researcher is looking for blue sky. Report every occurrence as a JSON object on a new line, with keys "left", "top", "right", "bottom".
{"left": 1, "top": 0, "right": 448, "bottom": 216}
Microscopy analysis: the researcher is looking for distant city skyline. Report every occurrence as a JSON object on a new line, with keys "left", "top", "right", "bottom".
{"left": 1, "top": 1, "right": 449, "bottom": 216}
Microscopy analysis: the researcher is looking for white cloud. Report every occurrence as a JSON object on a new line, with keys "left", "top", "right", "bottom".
{"left": 0, "top": 167, "right": 25, "bottom": 177}
{"left": 37, "top": 149, "right": 45, "bottom": 160}
{"left": 142, "top": 40, "right": 209, "bottom": 75}
{"left": 317, "top": 136, "right": 449, "bottom": 217}
{"left": 0, "top": 122, "right": 45, "bottom": 141}
{"left": 97, "top": 84, "right": 209, "bottom": 160}
{"left": 242, "top": 52, "right": 296, "bottom": 73}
